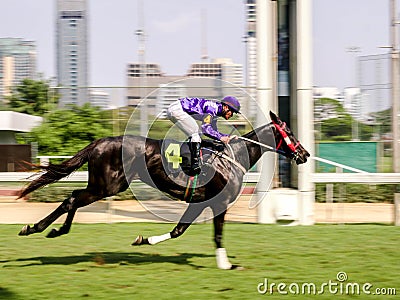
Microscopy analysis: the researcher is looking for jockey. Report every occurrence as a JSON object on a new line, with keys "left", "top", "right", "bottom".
{"left": 166, "top": 96, "right": 241, "bottom": 176}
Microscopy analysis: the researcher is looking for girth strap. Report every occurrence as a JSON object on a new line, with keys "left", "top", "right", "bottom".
{"left": 183, "top": 175, "right": 198, "bottom": 202}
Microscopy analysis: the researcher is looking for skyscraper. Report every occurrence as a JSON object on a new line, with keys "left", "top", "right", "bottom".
{"left": 0, "top": 38, "right": 37, "bottom": 101}
{"left": 244, "top": 0, "right": 257, "bottom": 118}
{"left": 56, "top": 0, "right": 89, "bottom": 107}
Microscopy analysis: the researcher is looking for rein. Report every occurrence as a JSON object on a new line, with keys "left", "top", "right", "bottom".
{"left": 203, "top": 146, "right": 247, "bottom": 174}
{"left": 203, "top": 122, "right": 301, "bottom": 173}
{"left": 236, "top": 122, "right": 300, "bottom": 159}
{"left": 236, "top": 136, "right": 285, "bottom": 155}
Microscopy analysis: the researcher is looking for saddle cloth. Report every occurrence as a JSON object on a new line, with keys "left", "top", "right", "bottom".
{"left": 160, "top": 139, "right": 224, "bottom": 176}
{"left": 160, "top": 139, "right": 192, "bottom": 176}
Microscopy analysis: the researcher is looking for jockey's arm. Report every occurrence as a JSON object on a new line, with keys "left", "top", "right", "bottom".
{"left": 220, "top": 135, "right": 237, "bottom": 144}
{"left": 201, "top": 114, "right": 235, "bottom": 144}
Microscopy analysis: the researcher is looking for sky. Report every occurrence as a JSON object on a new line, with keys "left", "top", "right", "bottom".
{"left": 0, "top": 0, "right": 394, "bottom": 90}
{"left": 313, "top": 0, "right": 390, "bottom": 89}
{"left": 0, "top": 0, "right": 245, "bottom": 87}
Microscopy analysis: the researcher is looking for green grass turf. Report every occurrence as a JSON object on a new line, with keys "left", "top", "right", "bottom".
{"left": 0, "top": 223, "right": 399, "bottom": 299}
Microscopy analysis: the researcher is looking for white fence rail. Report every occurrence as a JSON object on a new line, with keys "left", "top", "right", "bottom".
{"left": 0, "top": 171, "right": 259, "bottom": 183}
{"left": 0, "top": 171, "right": 88, "bottom": 182}
{"left": 2, "top": 155, "right": 400, "bottom": 185}
{"left": 312, "top": 173, "right": 400, "bottom": 184}
{"left": 2, "top": 171, "right": 400, "bottom": 185}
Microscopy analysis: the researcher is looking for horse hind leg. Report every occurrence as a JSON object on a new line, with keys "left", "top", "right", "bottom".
{"left": 46, "top": 208, "right": 77, "bottom": 238}
{"left": 19, "top": 188, "right": 102, "bottom": 237}
{"left": 18, "top": 195, "right": 75, "bottom": 236}
{"left": 44, "top": 188, "right": 104, "bottom": 238}
{"left": 132, "top": 223, "right": 191, "bottom": 246}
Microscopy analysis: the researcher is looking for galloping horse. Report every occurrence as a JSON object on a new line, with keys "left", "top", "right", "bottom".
{"left": 18, "top": 111, "right": 309, "bottom": 269}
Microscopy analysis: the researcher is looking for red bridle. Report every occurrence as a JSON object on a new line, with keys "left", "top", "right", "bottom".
{"left": 272, "top": 121, "right": 300, "bottom": 153}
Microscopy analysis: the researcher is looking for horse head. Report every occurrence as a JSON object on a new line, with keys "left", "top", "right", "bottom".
{"left": 269, "top": 111, "right": 310, "bottom": 165}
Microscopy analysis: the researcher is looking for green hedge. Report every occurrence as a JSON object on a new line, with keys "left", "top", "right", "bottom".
{"left": 26, "top": 183, "right": 169, "bottom": 203}
{"left": 315, "top": 183, "right": 395, "bottom": 203}
{"left": 26, "top": 183, "right": 396, "bottom": 203}
{"left": 27, "top": 186, "right": 136, "bottom": 202}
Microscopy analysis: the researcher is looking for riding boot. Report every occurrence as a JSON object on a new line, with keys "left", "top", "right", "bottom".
{"left": 188, "top": 142, "right": 201, "bottom": 176}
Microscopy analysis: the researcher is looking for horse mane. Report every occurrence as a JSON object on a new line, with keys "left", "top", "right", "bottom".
{"left": 241, "top": 122, "right": 273, "bottom": 140}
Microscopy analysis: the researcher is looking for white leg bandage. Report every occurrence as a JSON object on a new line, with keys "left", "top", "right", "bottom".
{"left": 148, "top": 233, "right": 171, "bottom": 245}
{"left": 216, "top": 248, "right": 232, "bottom": 270}
{"left": 190, "top": 133, "right": 201, "bottom": 143}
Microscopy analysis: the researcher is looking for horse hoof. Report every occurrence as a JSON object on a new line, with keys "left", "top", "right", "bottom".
{"left": 46, "top": 229, "right": 59, "bottom": 238}
{"left": 18, "top": 225, "right": 31, "bottom": 236}
{"left": 231, "top": 265, "right": 245, "bottom": 270}
{"left": 131, "top": 235, "right": 143, "bottom": 246}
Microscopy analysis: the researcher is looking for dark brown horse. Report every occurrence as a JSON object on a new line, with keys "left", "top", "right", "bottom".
{"left": 18, "top": 111, "right": 309, "bottom": 269}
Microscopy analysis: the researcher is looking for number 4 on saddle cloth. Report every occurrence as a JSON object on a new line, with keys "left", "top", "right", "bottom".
{"left": 160, "top": 139, "right": 223, "bottom": 177}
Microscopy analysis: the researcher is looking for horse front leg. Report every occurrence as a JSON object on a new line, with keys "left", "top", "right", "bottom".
{"left": 213, "top": 210, "right": 232, "bottom": 269}
{"left": 212, "top": 209, "right": 242, "bottom": 270}
{"left": 132, "top": 202, "right": 205, "bottom": 246}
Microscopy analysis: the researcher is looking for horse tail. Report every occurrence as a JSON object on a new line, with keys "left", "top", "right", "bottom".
{"left": 18, "top": 141, "right": 97, "bottom": 199}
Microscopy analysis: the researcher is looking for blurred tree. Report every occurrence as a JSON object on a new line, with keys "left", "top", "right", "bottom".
{"left": 20, "top": 103, "right": 113, "bottom": 155}
{"left": 5, "top": 78, "right": 59, "bottom": 116}
{"left": 315, "top": 97, "right": 374, "bottom": 141}
{"left": 370, "top": 108, "right": 391, "bottom": 136}
{"left": 321, "top": 115, "right": 353, "bottom": 141}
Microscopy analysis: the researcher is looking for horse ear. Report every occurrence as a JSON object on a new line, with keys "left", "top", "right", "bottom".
{"left": 269, "top": 111, "right": 280, "bottom": 123}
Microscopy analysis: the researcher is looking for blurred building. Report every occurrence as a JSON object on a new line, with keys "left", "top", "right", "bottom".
{"left": 188, "top": 58, "right": 243, "bottom": 86}
{"left": 126, "top": 62, "right": 181, "bottom": 113}
{"left": 0, "top": 38, "right": 37, "bottom": 101}
{"left": 0, "top": 111, "right": 42, "bottom": 171}
{"left": 313, "top": 87, "right": 344, "bottom": 103}
{"left": 126, "top": 58, "right": 244, "bottom": 118}
{"left": 56, "top": 0, "right": 89, "bottom": 107}
{"left": 344, "top": 87, "right": 362, "bottom": 120}
{"left": 358, "top": 53, "right": 391, "bottom": 117}
{"left": 186, "top": 58, "right": 244, "bottom": 105}
{"left": 89, "top": 89, "right": 110, "bottom": 110}
{"left": 156, "top": 83, "right": 187, "bottom": 118}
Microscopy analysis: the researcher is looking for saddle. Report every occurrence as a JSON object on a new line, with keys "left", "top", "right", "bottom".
{"left": 160, "top": 139, "right": 224, "bottom": 176}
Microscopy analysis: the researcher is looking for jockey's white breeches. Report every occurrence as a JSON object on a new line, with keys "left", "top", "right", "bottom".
{"left": 166, "top": 100, "right": 201, "bottom": 143}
